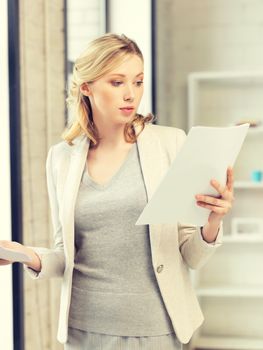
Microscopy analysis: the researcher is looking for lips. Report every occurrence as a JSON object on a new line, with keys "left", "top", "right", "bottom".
{"left": 119, "top": 107, "right": 134, "bottom": 111}
{"left": 119, "top": 107, "right": 135, "bottom": 116}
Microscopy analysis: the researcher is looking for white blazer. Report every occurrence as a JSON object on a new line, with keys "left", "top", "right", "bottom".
{"left": 25, "top": 123, "right": 223, "bottom": 344}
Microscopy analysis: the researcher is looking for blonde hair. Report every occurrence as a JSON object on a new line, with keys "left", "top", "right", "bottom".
{"left": 62, "top": 33, "right": 154, "bottom": 146}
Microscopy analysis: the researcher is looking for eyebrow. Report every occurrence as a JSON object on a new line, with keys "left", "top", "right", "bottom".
{"left": 108, "top": 72, "right": 144, "bottom": 78}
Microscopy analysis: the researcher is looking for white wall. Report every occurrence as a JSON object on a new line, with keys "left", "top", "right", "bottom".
{"left": 67, "top": 0, "right": 106, "bottom": 62}
{"left": 0, "top": 0, "right": 14, "bottom": 349}
{"left": 108, "top": 0, "right": 152, "bottom": 115}
{"left": 157, "top": 0, "right": 263, "bottom": 130}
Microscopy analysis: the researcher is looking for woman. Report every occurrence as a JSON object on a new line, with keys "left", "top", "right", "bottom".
{"left": 0, "top": 33, "right": 234, "bottom": 349}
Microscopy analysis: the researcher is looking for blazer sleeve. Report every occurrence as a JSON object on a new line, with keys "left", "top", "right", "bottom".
{"left": 178, "top": 222, "right": 223, "bottom": 270}
{"left": 24, "top": 146, "right": 65, "bottom": 279}
{"left": 174, "top": 128, "right": 223, "bottom": 270}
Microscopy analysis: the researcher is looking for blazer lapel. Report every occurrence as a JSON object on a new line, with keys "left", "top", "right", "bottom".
{"left": 60, "top": 135, "right": 90, "bottom": 262}
{"left": 136, "top": 124, "right": 167, "bottom": 254}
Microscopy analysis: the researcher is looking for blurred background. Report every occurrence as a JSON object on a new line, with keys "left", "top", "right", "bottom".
{"left": 1, "top": 0, "right": 263, "bottom": 349}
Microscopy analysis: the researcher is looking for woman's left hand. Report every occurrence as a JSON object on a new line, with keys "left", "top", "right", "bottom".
{"left": 195, "top": 166, "right": 234, "bottom": 224}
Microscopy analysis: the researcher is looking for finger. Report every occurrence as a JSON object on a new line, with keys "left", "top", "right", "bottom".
{"left": 196, "top": 195, "right": 231, "bottom": 208}
{"left": 196, "top": 202, "right": 229, "bottom": 215}
{"left": 210, "top": 178, "right": 234, "bottom": 200}
{"left": 210, "top": 179, "right": 227, "bottom": 197}
{"left": 227, "top": 166, "right": 234, "bottom": 191}
{"left": 0, "top": 259, "right": 11, "bottom": 266}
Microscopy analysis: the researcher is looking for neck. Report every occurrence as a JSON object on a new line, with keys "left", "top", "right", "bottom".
{"left": 93, "top": 122, "right": 130, "bottom": 149}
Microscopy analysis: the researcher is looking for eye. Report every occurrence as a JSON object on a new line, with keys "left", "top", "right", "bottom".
{"left": 111, "top": 81, "right": 123, "bottom": 87}
{"left": 135, "top": 80, "right": 144, "bottom": 87}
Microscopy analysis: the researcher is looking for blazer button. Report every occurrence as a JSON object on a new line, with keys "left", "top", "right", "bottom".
{"left": 157, "top": 264, "right": 164, "bottom": 273}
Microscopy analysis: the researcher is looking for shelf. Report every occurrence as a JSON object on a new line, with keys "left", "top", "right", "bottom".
{"left": 188, "top": 71, "right": 263, "bottom": 81}
{"left": 223, "top": 234, "right": 263, "bottom": 243}
{"left": 188, "top": 70, "right": 263, "bottom": 350}
{"left": 194, "top": 335, "right": 263, "bottom": 349}
{"left": 196, "top": 286, "right": 263, "bottom": 298}
{"left": 234, "top": 181, "right": 263, "bottom": 189}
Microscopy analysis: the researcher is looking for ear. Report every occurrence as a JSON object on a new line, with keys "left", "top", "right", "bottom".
{"left": 80, "top": 82, "right": 92, "bottom": 97}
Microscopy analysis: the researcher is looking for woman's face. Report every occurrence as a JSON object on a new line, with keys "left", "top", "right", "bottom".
{"left": 86, "top": 54, "right": 144, "bottom": 128}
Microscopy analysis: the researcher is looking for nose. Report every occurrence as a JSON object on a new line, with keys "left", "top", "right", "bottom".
{"left": 123, "top": 84, "right": 135, "bottom": 102}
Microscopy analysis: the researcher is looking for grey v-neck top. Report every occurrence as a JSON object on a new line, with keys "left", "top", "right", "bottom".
{"left": 68, "top": 142, "right": 174, "bottom": 336}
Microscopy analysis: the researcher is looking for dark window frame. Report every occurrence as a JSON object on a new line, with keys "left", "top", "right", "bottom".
{"left": 8, "top": 0, "right": 24, "bottom": 349}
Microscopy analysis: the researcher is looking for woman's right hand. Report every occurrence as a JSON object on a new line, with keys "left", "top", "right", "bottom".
{"left": 0, "top": 240, "right": 25, "bottom": 265}
{"left": 0, "top": 240, "right": 41, "bottom": 272}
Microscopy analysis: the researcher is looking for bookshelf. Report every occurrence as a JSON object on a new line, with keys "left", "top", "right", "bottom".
{"left": 187, "top": 71, "right": 263, "bottom": 350}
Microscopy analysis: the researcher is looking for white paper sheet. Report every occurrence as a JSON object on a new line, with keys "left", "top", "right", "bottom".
{"left": 0, "top": 246, "right": 32, "bottom": 263}
{"left": 136, "top": 124, "right": 249, "bottom": 226}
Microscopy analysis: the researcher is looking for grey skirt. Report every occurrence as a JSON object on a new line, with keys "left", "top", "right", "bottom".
{"left": 64, "top": 327, "right": 182, "bottom": 350}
